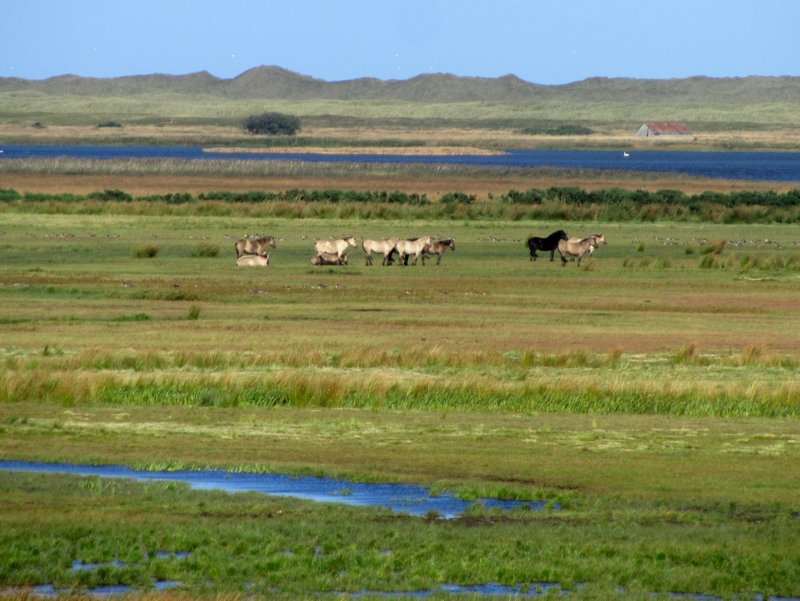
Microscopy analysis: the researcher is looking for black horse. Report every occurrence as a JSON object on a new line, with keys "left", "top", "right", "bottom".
{"left": 526, "top": 230, "right": 568, "bottom": 261}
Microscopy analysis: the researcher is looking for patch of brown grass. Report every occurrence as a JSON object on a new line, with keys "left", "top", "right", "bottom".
{"left": 1, "top": 170, "right": 792, "bottom": 200}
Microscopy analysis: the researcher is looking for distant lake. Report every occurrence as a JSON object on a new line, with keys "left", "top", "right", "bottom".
{"left": 1, "top": 145, "right": 799, "bottom": 182}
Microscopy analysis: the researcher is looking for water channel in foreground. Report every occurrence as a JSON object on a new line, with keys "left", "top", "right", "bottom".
{"left": 4, "top": 461, "right": 799, "bottom": 600}
{"left": 0, "top": 460, "right": 546, "bottom": 518}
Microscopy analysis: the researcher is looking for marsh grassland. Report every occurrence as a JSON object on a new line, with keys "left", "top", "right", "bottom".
{"left": 1, "top": 203, "right": 799, "bottom": 599}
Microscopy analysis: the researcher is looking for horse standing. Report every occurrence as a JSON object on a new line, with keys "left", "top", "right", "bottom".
{"left": 311, "top": 252, "right": 348, "bottom": 265}
{"left": 558, "top": 234, "right": 607, "bottom": 266}
{"left": 421, "top": 238, "right": 455, "bottom": 265}
{"left": 315, "top": 235, "right": 357, "bottom": 261}
{"left": 390, "top": 236, "right": 432, "bottom": 266}
{"left": 526, "top": 230, "right": 568, "bottom": 261}
{"left": 362, "top": 238, "right": 399, "bottom": 266}
{"left": 235, "top": 235, "right": 276, "bottom": 258}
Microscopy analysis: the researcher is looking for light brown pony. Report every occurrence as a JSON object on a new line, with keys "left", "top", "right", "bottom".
{"left": 311, "top": 252, "right": 348, "bottom": 266}
{"left": 392, "top": 236, "right": 432, "bottom": 266}
{"left": 362, "top": 238, "right": 399, "bottom": 266}
{"left": 235, "top": 235, "right": 276, "bottom": 258}
{"left": 558, "top": 234, "right": 607, "bottom": 266}
{"left": 421, "top": 238, "right": 455, "bottom": 265}
{"left": 236, "top": 254, "right": 270, "bottom": 267}
{"left": 315, "top": 235, "right": 357, "bottom": 260}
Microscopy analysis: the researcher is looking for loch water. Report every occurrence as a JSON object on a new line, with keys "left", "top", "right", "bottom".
{"left": 2, "top": 145, "right": 800, "bottom": 182}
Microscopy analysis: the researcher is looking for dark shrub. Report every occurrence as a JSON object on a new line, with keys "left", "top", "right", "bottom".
{"left": 88, "top": 189, "right": 133, "bottom": 202}
{"left": 0, "top": 188, "right": 21, "bottom": 202}
{"left": 244, "top": 112, "right": 301, "bottom": 135}
{"left": 440, "top": 192, "right": 475, "bottom": 204}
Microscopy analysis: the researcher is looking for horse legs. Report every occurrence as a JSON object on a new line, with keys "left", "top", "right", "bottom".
{"left": 549, "top": 249, "right": 556, "bottom": 261}
{"left": 364, "top": 250, "right": 372, "bottom": 266}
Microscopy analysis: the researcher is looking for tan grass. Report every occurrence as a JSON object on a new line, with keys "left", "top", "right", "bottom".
{"left": 1, "top": 170, "right": 792, "bottom": 199}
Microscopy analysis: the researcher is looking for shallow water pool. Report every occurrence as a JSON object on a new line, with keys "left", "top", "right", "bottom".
{"left": 0, "top": 460, "right": 548, "bottom": 518}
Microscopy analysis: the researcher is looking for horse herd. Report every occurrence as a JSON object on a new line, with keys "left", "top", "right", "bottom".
{"left": 234, "top": 234, "right": 456, "bottom": 267}
{"left": 233, "top": 230, "right": 605, "bottom": 268}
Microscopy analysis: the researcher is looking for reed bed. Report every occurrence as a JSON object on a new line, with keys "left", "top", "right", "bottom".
{"left": 2, "top": 350, "right": 799, "bottom": 417}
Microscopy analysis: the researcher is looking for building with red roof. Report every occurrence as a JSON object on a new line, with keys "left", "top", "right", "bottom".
{"left": 635, "top": 122, "right": 693, "bottom": 136}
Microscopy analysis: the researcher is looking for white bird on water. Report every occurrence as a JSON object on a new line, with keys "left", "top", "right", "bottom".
{"left": 623, "top": 151, "right": 630, "bottom": 158}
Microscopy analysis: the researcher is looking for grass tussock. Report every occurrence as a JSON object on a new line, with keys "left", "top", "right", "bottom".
{"left": 133, "top": 244, "right": 159, "bottom": 258}
{"left": 189, "top": 242, "right": 220, "bottom": 257}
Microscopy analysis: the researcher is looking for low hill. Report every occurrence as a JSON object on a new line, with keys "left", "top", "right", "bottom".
{"left": 2, "top": 66, "right": 798, "bottom": 106}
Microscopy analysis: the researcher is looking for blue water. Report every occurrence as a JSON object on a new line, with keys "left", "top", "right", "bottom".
{"left": 0, "top": 460, "right": 546, "bottom": 518}
{"left": 1, "top": 145, "right": 799, "bottom": 182}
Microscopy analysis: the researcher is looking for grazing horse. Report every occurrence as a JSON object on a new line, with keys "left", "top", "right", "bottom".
{"left": 235, "top": 235, "right": 276, "bottom": 258}
{"left": 391, "top": 236, "right": 432, "bottom": 266}
{"left": 526, "top": 230, "right": 568, "bottom": 261}
{"left": 311, "top": 252, "right": 348, "bottom": 265}
{"left": 315, "top": 235, "right": 357, "bottom": 261}
{"left": 558, "top": 234, "right": 607, "bottom": 266}
{"left": 362, "top": 238, "right": 399, "bottom": 266}
{"left": 421, "top": 238, "right": 455, "bottom": 265}
{"left": 236, "top": 254, "right": 270, "bottom": 267}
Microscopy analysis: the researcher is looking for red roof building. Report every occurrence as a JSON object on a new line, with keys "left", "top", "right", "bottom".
{"left": 635, "top": 122, "right": 693, "bottom": 136}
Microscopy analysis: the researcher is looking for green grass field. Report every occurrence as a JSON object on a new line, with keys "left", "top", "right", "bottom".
{"left": 1, "top": 209, "right": 799, "bottom": 599}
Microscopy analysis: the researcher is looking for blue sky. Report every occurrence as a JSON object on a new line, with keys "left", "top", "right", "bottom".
{"left": 2, "top": 0, "right": 799, "bottom": 84}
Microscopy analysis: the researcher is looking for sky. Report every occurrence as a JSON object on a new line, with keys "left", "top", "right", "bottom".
{"left": 2, "top": 0, "right": 799, "bottom": 85}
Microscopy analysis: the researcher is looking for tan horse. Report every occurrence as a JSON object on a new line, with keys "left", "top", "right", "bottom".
{"left": 236, "top": 254, "right": 270, "bottom": 267}
{"left": 362, "top": 238, "right": 399, "bottom": 266}
{"left": 558, "top": 234, "right": 607, "bottom": 265}
{"left": 421, "top": 238, "right": 455, "bottom": 265}
{"left": 392, "top": 236, "right": 432, "bottom": 266}
{"left": 235, "top": 235, "right": 276, "bottom": 258}
{"left": 311, "top": 252, "right": 348, "bottom": 266}
{"left": 315, "top": 235, "right": 357, "bottom": 260}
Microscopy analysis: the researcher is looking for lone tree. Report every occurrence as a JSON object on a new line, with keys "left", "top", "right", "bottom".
{"left": 244, "top": 112, "right": 301, "bottom": 135}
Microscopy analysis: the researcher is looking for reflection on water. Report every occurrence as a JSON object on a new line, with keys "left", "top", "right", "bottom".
{"left": 0, "top": 460, "right": 549, "bottom": 518}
